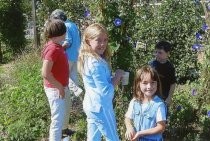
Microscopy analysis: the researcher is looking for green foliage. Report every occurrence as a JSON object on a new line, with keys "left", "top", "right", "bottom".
{"left": 36, "top": 0, "right": 84, "bottom": 33}
{"left": 168, "top": 38, "right": 210, "bottom": 139}
{"left": 0, "top": 0, "right": 26, "bottom": 54}
{"left": 169, "top": 85, "right": 198, "bottom": 136}
{"left": 0, "top": 47, "right": 88, "bottom": 140}
{"left": 68, "top": 96, "right": 87, "bottom": 141}
{"left": 114, "top": 89, "right": 131, "bottom": 140}
{"left": 84, "top": 0, "right": 210, "bottom": 140}
{"left": 0, "top": 49, "right": 50, "bottom": 140}
{"left": 82, "top": 0, "right": 203, "bottom": 85}
{"left": 157, "top": 0, "right": 203, "bottom": 83}
{"left": 71, "top": 118, "right": 87, "bottom": 141}
{"left": 0, "top": 0, "right": 209, "bottom": 140}
{"left": 168, "top": 80, "right": 210, "bottom": 140}
{"left": 196, "top": 44, "right": 210, "bottom": 138}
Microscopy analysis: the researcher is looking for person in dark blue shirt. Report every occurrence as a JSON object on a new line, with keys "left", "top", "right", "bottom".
{"left": 149, "top": 41, "right": 176, "bottom": 105}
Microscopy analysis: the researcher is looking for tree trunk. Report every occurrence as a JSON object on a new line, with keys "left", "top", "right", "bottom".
{"left": 0, "top": 41, "right": 2, "bottom": 63}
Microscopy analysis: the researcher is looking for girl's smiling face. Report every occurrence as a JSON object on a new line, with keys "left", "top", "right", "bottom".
{"left": 88, "top": 33, "right": 108, "bottom": 55}
{"left": 140, "top": 73, "right": 157, "bottom": 98}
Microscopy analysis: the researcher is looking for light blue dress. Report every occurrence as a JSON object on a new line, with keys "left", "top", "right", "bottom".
{"left": 82, "top": 56, "right": 120, "bottom": 141}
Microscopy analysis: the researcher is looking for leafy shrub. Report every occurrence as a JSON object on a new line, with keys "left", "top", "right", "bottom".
{"left": 71, "top": 118, "right": 87, "bottom": 141}
{"left": 0, "top": 0, "right": 209, "bottom": 140}
{"left": 169, "top": 85, "right": 199, "bottom": 138}
{"left": 88, "top": 0, "right": 208, "bottom": 139}
{"left": 0, "top": 0, "right": 26, "bottom": 54}
{"left": 0, "top": 49, "right": 50, "bottom": 140}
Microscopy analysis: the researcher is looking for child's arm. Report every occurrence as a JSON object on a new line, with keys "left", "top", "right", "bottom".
{"left": 112, "top": 69, "right": 124, "bottom": 87}
{"left": 62, "top": 25, "right": 72, "bottom": 49}
{"left": 62, "top": 41, "right": 70, "bottom": 49}
{"left": 166, "top": 83, "right": 176, "bottom": 105}
{"left": 132, "top": 121, "right": 166, "bottom": 140}
{"left": 166, "top": 66, "right": 176, "bottom": 105}
{"left": 42, "top": 60, "right": 65, "bottom": 98}
{"left": 125, "top": 117, "right": 136, "bottom": 140}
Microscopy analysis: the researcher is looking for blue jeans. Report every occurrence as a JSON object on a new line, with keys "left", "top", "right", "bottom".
{"left": 85, "top": 108, "right": 120, "bottom": 141}
{"left": 44, "top": 87, "right": 71, "bottom": 141}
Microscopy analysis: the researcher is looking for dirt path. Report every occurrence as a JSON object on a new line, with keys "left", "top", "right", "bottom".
{"left": 0, "top": 62, "right": 14, "bottom": 87}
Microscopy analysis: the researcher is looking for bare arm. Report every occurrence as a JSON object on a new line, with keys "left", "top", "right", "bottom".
{"left": 166, "top": 83, "right": 176, "bottom": 105}
{"left": 62, "top": 41, "right": 69, "bottom": 49}
{"left": 112, "top": 69, "right": 124, "bottom": 87}
{"left": 132, "top": 121, "right": 166, "bottom": 140}
{"left": 41, "top": 60, "right": 65, "bottom": 98}
{"left": 125, "top": 117, "right": 136, "bottom": 140}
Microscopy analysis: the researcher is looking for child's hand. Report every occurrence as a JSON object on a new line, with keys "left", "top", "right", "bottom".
{"left": 62, "top": 41, "right": 69, "bottom": 49}
{"left": 58, "top": 85, "right": 65, "bottom": 99}
{"left": 131, "top": 131, "right": 141, "bottom": 140}
{"left": 165, "top": 97, "right": 172, "bottom": 105}
{"left": 112, "top": 69, "right": 125, "bottom": 86}
{"left": 115, "top": 69, "right": 124, "bottom": 79}
{"left": 125, "top": 127, "right": 136, "bottom": 141}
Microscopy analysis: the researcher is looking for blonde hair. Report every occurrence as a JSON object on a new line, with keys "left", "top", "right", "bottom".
{"left": 133, "top": 66, "right": 162, "bottom": 102}
{"left": 78, "top": 23, "right": 111, "bottom": 74}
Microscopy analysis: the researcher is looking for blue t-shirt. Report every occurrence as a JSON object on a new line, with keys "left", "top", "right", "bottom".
{"left": 64, "top": 19, "right": 81, "bottom": 61}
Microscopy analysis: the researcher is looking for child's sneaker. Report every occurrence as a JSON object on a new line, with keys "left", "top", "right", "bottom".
{"left": 62, "top": 128, "right": 75, "bottom": 139}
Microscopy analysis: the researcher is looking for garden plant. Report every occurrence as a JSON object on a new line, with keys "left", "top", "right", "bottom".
{"left": 0, "top": 0, "right": 210, "bottom": 140}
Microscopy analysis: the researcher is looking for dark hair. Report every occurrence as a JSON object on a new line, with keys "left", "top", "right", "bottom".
{"left": 44, "top": 19, "right": 66, "bottom": 39}
{"left": 50, "top": 9, "right": 67, "bottom": 21}
{"left": 133, "top": 66, "right": 162, "bottom": 102}
{"left": 155, "top": 41, "right": 172, "bottom": 52}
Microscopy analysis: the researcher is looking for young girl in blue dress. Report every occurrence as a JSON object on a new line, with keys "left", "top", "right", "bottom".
{"left": 125, "top": 66, "right": 166, "bottom": 141}
{"left": 78, "top": 23, "right": 124, "bottom": 141}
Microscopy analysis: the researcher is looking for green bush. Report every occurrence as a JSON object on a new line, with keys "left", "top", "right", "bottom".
{"left": 168, "top": 79, "right": 210, "bottom": 140}
{"left": 169, "top": 85, "right": 199, "bottom": 138}
{"left": 0, "top": 0, "right": 26, "bottom": 54}
{"left": 0, "top": 48, "right": 87, "bottom": 140}
{"left": 0, "top": 49, "right": 50, "bottom": 140}
{"left": 0, "top": 0, "right": 209, "bottom": 140}
{"left": 87, "top": 0, "right": 210, "bottom": 140}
